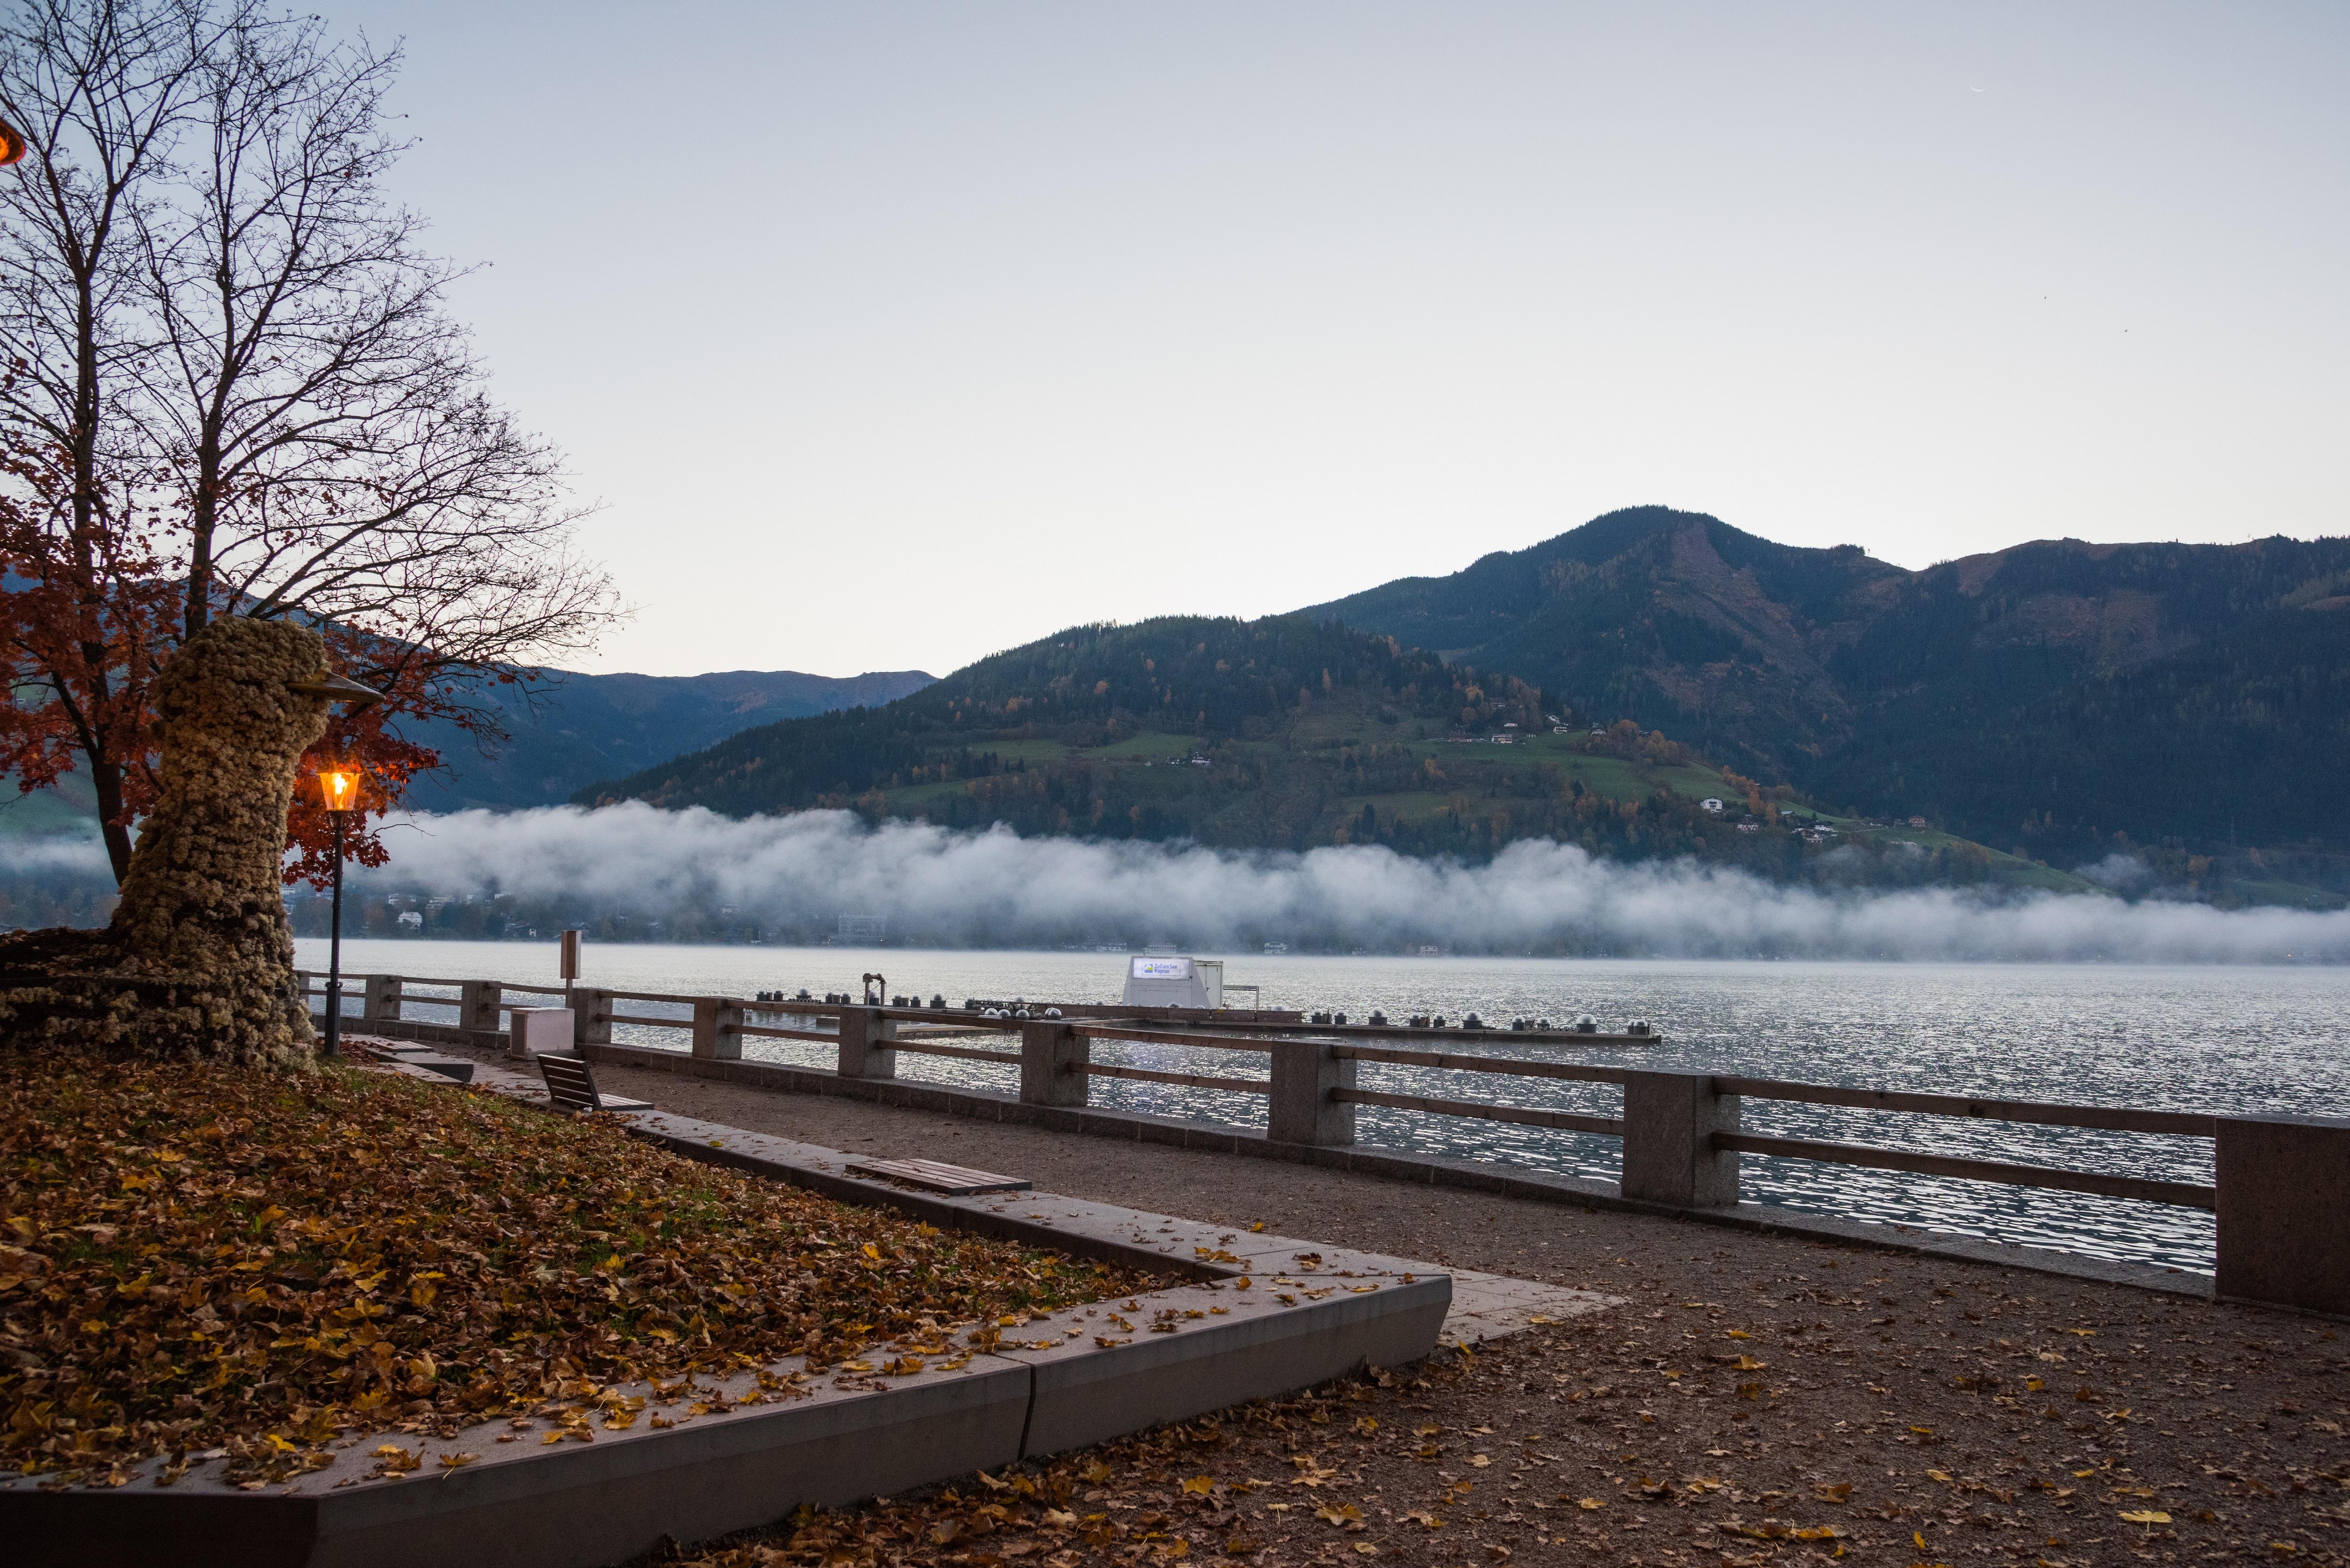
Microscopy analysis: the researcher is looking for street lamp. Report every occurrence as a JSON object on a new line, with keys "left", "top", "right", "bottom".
{"left": 316, "top": 765, "right": 362, "bottom": 1058}
{"left": 290, "top": 669, "right": 380, "bottom": 1057}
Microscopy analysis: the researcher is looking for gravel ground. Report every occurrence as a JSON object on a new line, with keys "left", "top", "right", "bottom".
{"left": 533, "top": 1056, "right": 2350, "bottom": 1564}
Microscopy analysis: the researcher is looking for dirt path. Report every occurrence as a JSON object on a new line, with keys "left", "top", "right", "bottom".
{"left": 552, "top": 1058, "right": 2350, "bottom": 1565}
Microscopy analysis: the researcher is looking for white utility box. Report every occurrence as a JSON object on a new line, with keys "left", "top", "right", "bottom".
{"left": 508, "top": 1006, "right": 575, "bottom": 1058}
{"left": 1121, "top": 955, "right": 1214, "bottom": 1009}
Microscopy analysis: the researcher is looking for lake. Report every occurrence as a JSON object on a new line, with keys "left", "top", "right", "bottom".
{"left": 297, "top": 938, "right": 2350, "bottom": 1277}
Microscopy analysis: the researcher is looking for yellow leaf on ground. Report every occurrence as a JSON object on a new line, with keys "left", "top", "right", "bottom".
{"left": 1183, "top": 1475, "right": 1216, "bottom": 1495}
{"left": 2120, "top": 1510, "right": 2171, "bottom": 1524}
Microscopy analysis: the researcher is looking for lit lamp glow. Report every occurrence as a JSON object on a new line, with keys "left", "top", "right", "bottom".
{"left": 317, "top": 765, "right": 363, "bottom": 1058}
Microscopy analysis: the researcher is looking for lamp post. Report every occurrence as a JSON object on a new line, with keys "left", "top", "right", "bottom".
{"left": 317, "top": 767, "right": 361, "bottom": 1058}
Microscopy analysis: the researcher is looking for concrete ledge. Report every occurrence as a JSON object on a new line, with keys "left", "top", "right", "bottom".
{"left": 583, "top": 1040, "right": 2215, "bottom": 1301}
{"left": 1010, "top": 1277, "right": 1451, "bottom": 1457}
{"left": 3, "top": 1341, "right": 1035, "bottom": 1568}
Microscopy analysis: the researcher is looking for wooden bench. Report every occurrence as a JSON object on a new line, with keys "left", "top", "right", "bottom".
{"left": 535, "top": 1052, "right": 654, "bottom": 1115}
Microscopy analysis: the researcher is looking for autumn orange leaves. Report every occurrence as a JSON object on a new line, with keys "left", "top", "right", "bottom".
{"left": 0, "top": 1051, "right": 1151, "bottom": 1484}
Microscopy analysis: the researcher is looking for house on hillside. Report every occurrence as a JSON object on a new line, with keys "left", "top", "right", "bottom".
{"left": 1700, "top": 798, "right": 1724, "bottom": 813}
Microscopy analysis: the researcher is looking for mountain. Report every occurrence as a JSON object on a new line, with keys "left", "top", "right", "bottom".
{"left": 573, "top": 613, "right": 2031, "bottom": 887}
{"left": 1304, "top": 507, "right": 2350, "bottom": 864}
{"left": 400, "top": 667, "right": 936, "bottom": 811}
{"left": 1304, "top": 506, "right": 1907, "bottom": 774}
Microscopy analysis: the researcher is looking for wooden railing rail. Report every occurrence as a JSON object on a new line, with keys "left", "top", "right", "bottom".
{"left": 1067, "top": 1023, "right": 1275, "bottom": 1053}
{"left": 1333, "top": 1086, "right": 1624, "bottom": 1137}
{"left": 1334, "top": 1043, "right": 1630, "bottom": 1085}
{"left": 1712, "top": 1132, "right": 2218, "bottom": 1211}
{"left": 1710, "top": 1077, "right": 2218, "bottom": 1138}
{"left": 893, "top": 1041, "right": 1023, "bottom": 1067}
{"left": 1083, "top": 1062, "right": 1270, "bottom": 1095}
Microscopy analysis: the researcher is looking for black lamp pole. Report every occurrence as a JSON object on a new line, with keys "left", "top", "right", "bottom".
{"left": 323, "top": 807, "right": 347, "bottom": 1058}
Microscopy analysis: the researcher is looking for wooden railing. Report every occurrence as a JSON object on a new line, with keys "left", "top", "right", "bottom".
{"left": 301, "top": 969, "right": 2349, "bottom": 1313}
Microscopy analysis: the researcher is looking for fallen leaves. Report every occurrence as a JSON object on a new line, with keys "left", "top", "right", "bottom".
{"left": 0, "top": 1051, "right": 1155, "bottom": 1484}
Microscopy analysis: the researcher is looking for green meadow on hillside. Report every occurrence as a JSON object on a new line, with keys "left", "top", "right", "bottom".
{"left": 580, "top": 615, "right": 2060, "bottom": 890}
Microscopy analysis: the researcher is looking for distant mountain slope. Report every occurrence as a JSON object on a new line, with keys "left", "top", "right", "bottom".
{"left": 1822, "top": 538, "right": 2350, "bottom": 858}
{"left": 574, "top": 613, "right": 2040, "bottom": 888}
{"left": 1303, "top": 506, "right": 1906, "bottom": 775}
{"left": 1304, "top": 510, "right": 2350, "bottom": 858}
{"left": 378, "top": 667, "right": 935, "bottom": 812}
{"left": 574, "top": 616, "right": 1493, "bottom": 827}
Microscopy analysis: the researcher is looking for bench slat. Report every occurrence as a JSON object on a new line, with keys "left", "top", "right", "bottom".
{"left": 846, "top": 1157, "right": 1031, "bottom": 1195}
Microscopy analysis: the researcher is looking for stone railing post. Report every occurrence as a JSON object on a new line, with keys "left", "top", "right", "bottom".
{"left": 1619, "top": 1071, "right": 1741, "bottom": 1208}
{"left": 837, "top": 1006, "right": 897, "bottom": 1079}
{"left": 363, "top": 973, "right": 403, "bottom": 1023}
{"left": 2216, "top": 1114, "right": 2350, "bottom": 1314}
{"left": 458, "top": 980, "right": 502, "bottom": 1034}
{"left": 571, "top": 988, "right": 613, "bottom": 1050}
{"left": 692, "top": 997, "right": 744, "bottom": 1061}
{"left": 1020, "top": 1019, "right": 1089, "bottom": 1106}
{"left": 1269, "top": 1038, "right": 1355, "bottom": 1145}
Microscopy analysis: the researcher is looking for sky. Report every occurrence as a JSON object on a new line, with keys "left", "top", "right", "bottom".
{"left": 338, "top": 1, "right": 2349, "bottom": 681}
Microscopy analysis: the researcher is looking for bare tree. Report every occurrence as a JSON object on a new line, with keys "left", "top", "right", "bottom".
{"left": 135, "top": 13, "right": 613, "bottom": 679}
{"left": 0, "top": 0, "right": 619, "bottom": 884}
{"left": 0, "top": 0, "right": 227, "bottom": 879}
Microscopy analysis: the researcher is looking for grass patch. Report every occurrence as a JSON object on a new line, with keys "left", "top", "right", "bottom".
{"left": 0, "top": 1052, "right": 1155, "bottom": 1486}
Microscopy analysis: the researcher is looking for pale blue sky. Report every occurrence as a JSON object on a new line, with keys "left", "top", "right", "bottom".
{"left": 338, "top": 1, "right": 2348, "bottom": 678}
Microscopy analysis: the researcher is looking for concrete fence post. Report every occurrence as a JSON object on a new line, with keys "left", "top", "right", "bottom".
{"left": 1020, "top": 1020, "right": 1089, "bottom": 1107}
{"left": 363, "top": 973, "right": 403, "bottom": 1024}
{"left": 1269, "top": 1038, "right": 1355, "bottom": 1145}
{"left": 1619, "top": 1071, "right": 1742, "bottom": 1208}
{"left": 571, "top": 988, "right": 613, "bottom": 1050}
{"left": 692, "top": 997, "right": 744, "bottom": 1061}
{"left": 837, "top": 1006, "right": 897, "bottom": 1079}
{"left": 458, "top": 980, "right": 501, "bottom": 1034}
{"left": 2216, "top": 1114, "right": 2350, "bottom": 1315}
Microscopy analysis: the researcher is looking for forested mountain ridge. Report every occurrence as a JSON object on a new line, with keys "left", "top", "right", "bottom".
{"left": 1306, "top": 509, "right": 2350, "bottom": 861}
{"left": 576, "top": 614, "right": 2041, "bottom": 893}
{"left": 391, "top": 666, "right": 936, "bottom": 811}
{"left": 1303, "top": 506, "right": 1907, "bottom": 773}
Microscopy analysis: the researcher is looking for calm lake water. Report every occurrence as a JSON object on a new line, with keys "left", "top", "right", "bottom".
{"left": 298, "top": 939, "right": 2350, "bottom": 1277}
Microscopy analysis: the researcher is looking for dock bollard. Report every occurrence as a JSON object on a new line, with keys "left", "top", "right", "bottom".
{"left": 1019, "top": 1020, "right": 1088, "bottom": 1107}
{"left": 2216, "top": 1113, "right": 2350, "bottom": 1315}
{"left": 837, "top": 1006, "right": 896, "bottom": 1080}
{"left": 1620, "top": 1071, "right": 1742, "bottom": 1208}
{"left": 1269, "top": 1038, "right": 1355, "bottom": 1146}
